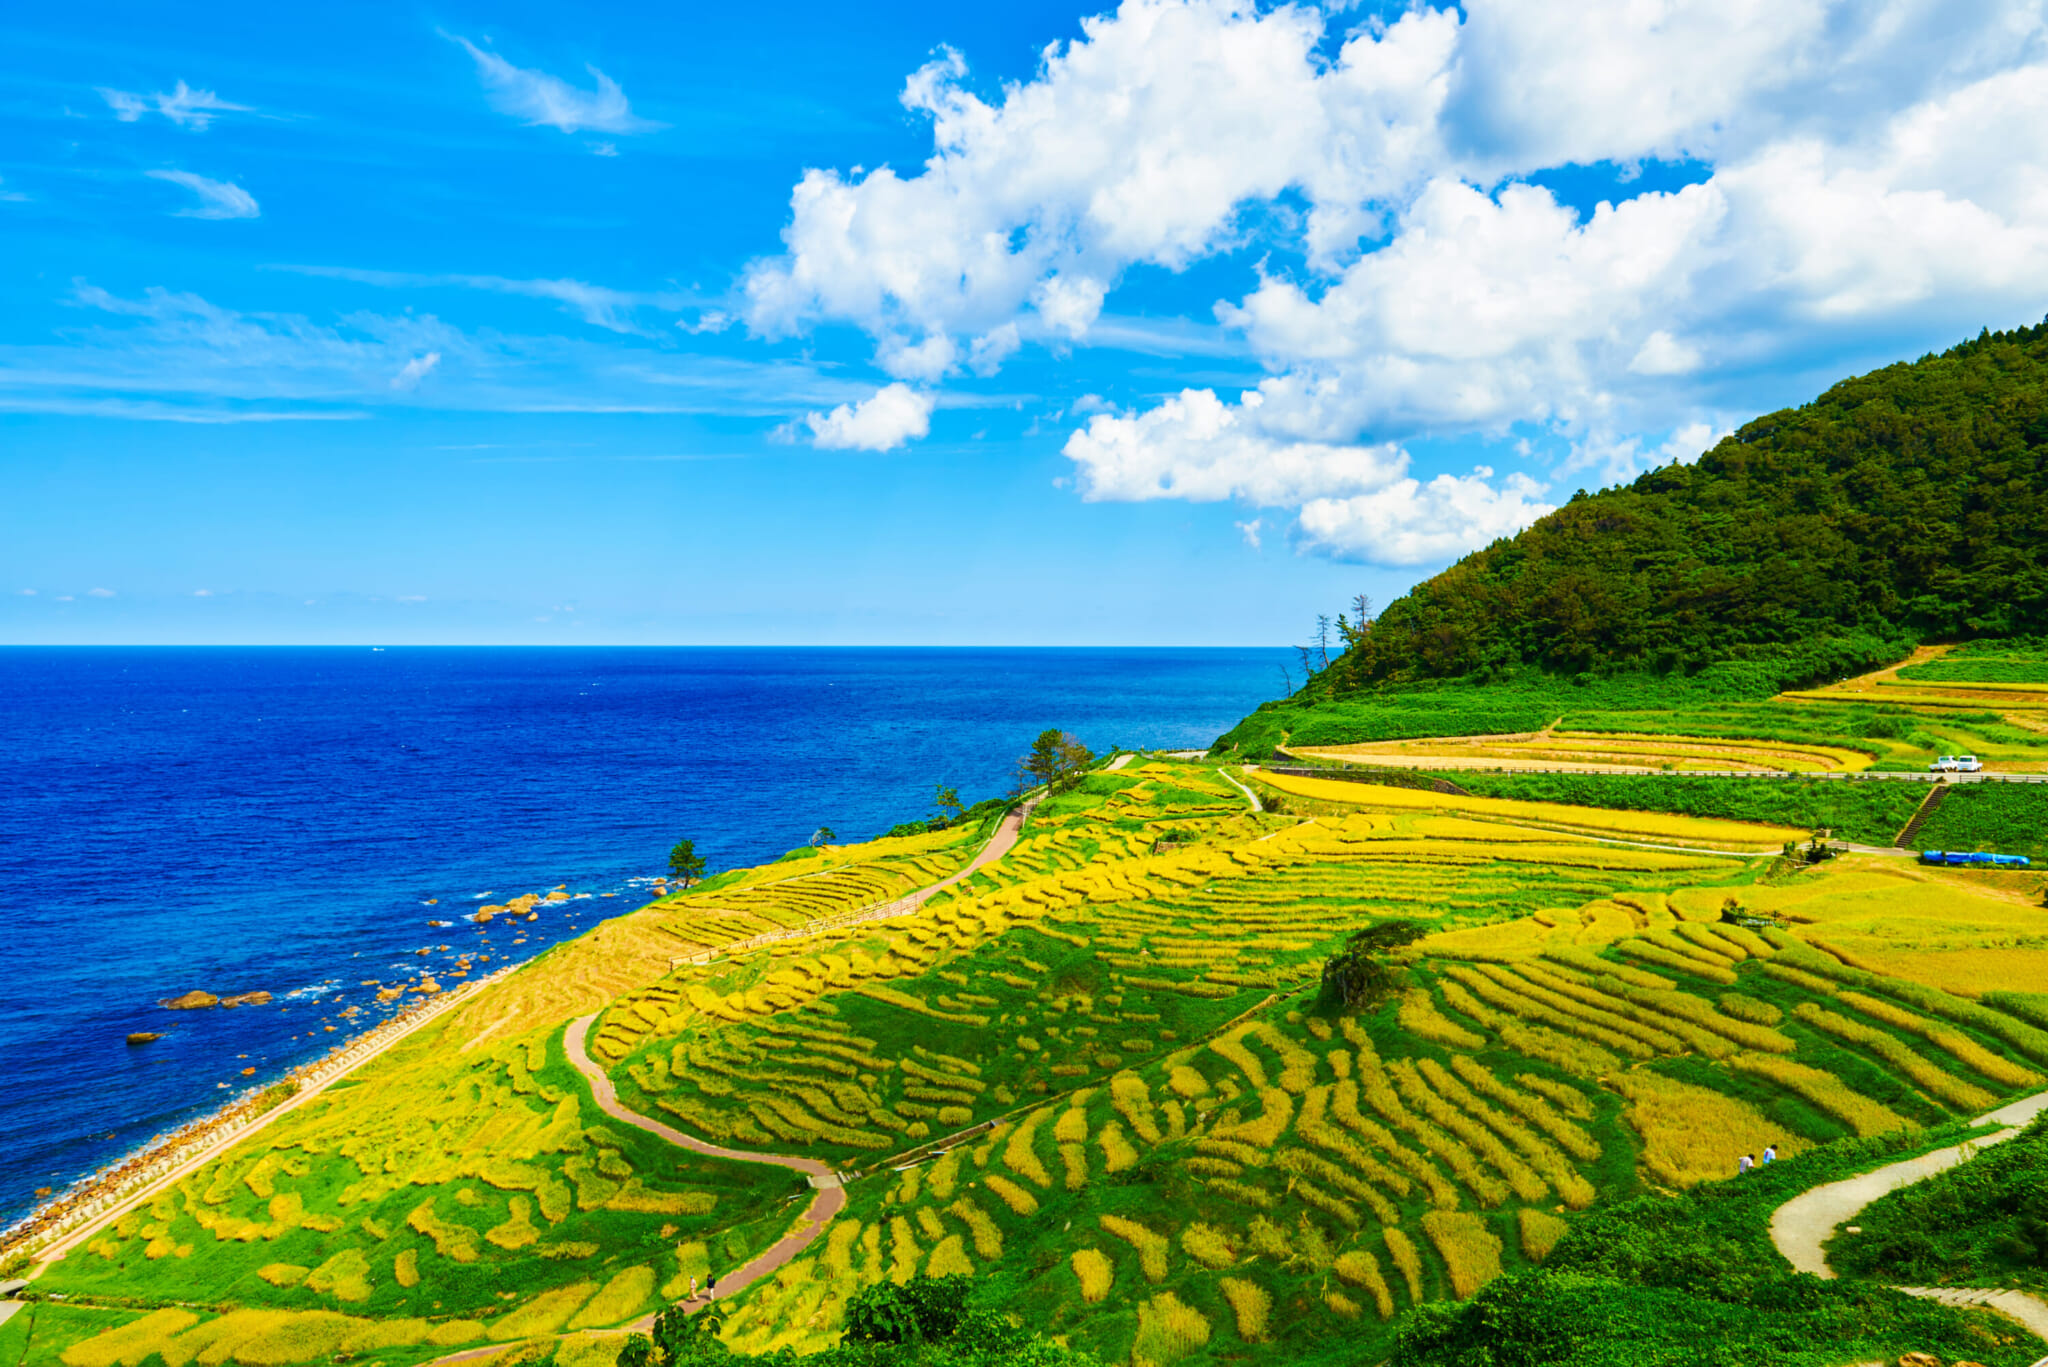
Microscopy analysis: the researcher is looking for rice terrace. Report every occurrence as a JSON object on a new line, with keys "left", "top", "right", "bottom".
{"left": 10, "top": 701, "right": 2048, "bottom": 1367}
{"left": 20, "top": 3, "right": 2048, "bottom": 1365}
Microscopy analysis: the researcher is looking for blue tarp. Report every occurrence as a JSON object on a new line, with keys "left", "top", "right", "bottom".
{"left": 1920, "top": 850, "right": 2032, "bottom": 868}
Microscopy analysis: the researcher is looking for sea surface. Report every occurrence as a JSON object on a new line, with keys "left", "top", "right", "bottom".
{"left": 0, "top": 646, "right": 1286, "bottom": 1225}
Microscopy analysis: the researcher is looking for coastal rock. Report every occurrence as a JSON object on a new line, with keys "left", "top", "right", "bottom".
{"left": 161, "top": 991, "right": 219, "bottom": 1010}
{"left": 471, "top": 909, "right": 495, "bottom": 924}
{"left": 544, "top": 890, "right": 570, "bottom": 903}
{"left": 126, "top": 1032, "right": 163, "bottom": 1045}
{"left": 375, "top": 987, "right": 403, "bottom": 1004}
{"left": 241, "top": 1067, "right": 256, "bottom": 1076}
{"left": 413, "top": 978, "right": 442, "bottom": 995}
{"left": 219, "top": 991, "right": 272, "bottom": 1008}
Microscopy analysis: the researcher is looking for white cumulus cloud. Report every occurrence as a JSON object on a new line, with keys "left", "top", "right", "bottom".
{"left": 146, "top": 170, "right": 258, "bottom": 219}
{"left": 1297, "top": 473, "right": 1555, "bottom": 566}
{"left": 739, "top": 0, "right": 2048, "bottom": 567}
{"left": 448, "top": 34, "right": 662, "bottom": 137}
{"left": 801, "top": 383, "right": 935, "bottom": 451}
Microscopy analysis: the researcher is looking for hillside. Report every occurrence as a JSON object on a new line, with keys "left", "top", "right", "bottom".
{"left": 1326, "top": 319, "right": 2048, "bottom": 690}
{"left": 12, "top": 756, "right": 2048, "bottom": 1367}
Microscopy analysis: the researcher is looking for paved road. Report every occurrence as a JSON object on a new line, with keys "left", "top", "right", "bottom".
{"left": 565, "top": 1015, "right": 843, "bottom": 1323}
{"left": 1769, "top": 1088, "right": 2048, "bottom": 1353}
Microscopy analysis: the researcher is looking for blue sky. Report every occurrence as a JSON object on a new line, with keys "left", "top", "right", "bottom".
{"left": 6, "top": 1, "right": 2048, "bottom": 645}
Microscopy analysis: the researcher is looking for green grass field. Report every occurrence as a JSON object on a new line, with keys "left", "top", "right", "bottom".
{"left": 27, "top": 756, "right": 2048, "bottom": 1367}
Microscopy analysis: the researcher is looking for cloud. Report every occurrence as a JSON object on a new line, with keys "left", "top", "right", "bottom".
{"left": 272, "top": 264, "right": 685, "bottom": 333}
{"left": 391, "top": 352, "right": 441, "bottom": 390}
{"left": 193, "top": 589, "right": 213, "bottom": 596}
{"left": 100, "top": 80, "right": 251, "bottom": 130}
{"left": 18, "top": 589, "right": 36, "bottom": 596}
{"left": 1297, "top": 473, "right": 1555, "bottom": 566}
{"left": 86, "top": 587, "right": 115, "bottom": 597}
{"left": 1064, "top": 388, "right": 1407, "bottom": 505}
{"left": 146, "top": 170, "right": 259, "bottom": 219}
{"left": 1062, "top": 385, "right": 1552, "bottom": 564}
{"left": 0, "top": 176, "right": 27, "bottom": 203}
{"left": 0, "top": 279, "right": 871, "bottom": 423}
{"left": 801, "top": 383, "right": 935, "bottom": 451}
{"left": 447, "top": 34, "right": 662, "bottom": 137}
{"left": 739, "top": 0, "right": 2048, "bottom": 565}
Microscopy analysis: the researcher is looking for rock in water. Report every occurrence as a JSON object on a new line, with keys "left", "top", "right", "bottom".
{"left": 160, "top": 991, "right": 219, "bottom": 1010}
{"left": 126, "top": 1032, "right": 163, "bottom": 1045}
{"left": 219, "top": 991, "right": 273, "bottom": 1008}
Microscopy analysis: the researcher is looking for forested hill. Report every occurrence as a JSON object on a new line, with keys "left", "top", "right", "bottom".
{"left": 1316, "top": 319, "right": 2048, "bottom": 693}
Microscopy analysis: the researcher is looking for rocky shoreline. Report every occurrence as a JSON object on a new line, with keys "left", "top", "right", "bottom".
{"left": 0, "top": 967, "right": 509, "bottom": 1265}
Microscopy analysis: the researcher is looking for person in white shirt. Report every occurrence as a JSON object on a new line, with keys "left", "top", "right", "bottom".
{"left": 1738, "top": 1153, "right": 1753, "bottom": 1174}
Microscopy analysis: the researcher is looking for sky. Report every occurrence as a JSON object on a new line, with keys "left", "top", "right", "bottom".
{"left": 6, "top": 0, "right": 2048, "bottom": 645}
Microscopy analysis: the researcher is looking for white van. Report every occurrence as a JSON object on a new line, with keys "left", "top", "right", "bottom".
{"left": 1928, "top": 755, "right": 1984, "bottom": 772}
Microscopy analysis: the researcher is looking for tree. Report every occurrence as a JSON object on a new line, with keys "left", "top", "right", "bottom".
{"left": 652, "top": 1300, "right": 726, "bottom": 1364}
{"left": 617, "top": 1335, "right": 655, "bottom": 1367}
{"left": 668, "top": 838, "right": 708, "bottom": 887}
{"left": 933, "top": 784, "right": 964, "bottom": 822}
{"left": 844, "top": 1274, "right": 979, "bottom": 1345}
{"left": 810, "top": 826, "right": 836, "bottom": 847}
{"left": 1017, "top": 729, "right": 1094, "bottom": 794}
{"left": 1321, "top": 919, "right": 1428, "bottom": 1011}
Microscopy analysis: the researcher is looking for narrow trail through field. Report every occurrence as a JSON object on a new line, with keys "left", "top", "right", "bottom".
{"left": 1769, "top": 1088, "right": 2048, "bottom": 1353}
{"left": 565, "top": 1015, "right": 842, "bottom": 1321}
{"left": 435, "top": 801, "right": 1050, "bottom": 1362}
{"left": 1218, "top": 766, "right": 1262, "bottom": 812}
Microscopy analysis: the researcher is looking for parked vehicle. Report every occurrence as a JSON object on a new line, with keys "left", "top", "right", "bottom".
{"left": 1920, "top": 849, "right": 2031, "bottom": 868}
{"left": 1928, "top": 755, "right": 1984, "bottom": 772}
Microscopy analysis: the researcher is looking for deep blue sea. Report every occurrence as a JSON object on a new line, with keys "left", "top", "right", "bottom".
{"left": 0, "top": 646, "right": 1286, "bottom": 1225}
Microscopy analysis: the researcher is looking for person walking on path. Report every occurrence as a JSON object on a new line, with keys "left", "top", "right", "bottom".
{"left": 689, "top": 1276, "right": 697, "bottom": 1301}
{"left": 707, "top": 1275, "right": 717, "bottom": 1302}
{"left": 1739, "top": 1153, "right": 1754, "bottom": 1175}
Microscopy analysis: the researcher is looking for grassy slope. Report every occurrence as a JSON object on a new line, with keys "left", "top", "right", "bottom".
{"left": 34, "top": 761, "right": 2048, "bottom": 1367}
{"left": 1829, "top": 1111, "right": 2048, "bottom": 1295}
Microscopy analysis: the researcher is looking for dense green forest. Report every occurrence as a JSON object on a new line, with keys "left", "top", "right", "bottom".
{"left": 1315, "top": 321, "right": 2048, "bottom": 691}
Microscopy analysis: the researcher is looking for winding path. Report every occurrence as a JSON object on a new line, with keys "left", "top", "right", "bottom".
{"left": 1769, "top": 1089, "right": 2048, "bottom": 1355}
{"left": 564, "top": 1015, "right": 842, "bottom": 1321}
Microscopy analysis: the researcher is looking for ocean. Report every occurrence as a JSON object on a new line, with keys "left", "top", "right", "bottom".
{"left": 0, "top": 646, "right": 1287, "bottom": 1225}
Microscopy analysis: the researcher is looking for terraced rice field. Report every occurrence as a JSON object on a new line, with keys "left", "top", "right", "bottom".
{"left": 1780, "top": 644, "right": 2048, "bottom": 764}
{"left": 1289, "top": 730, "right": 1875, "bottom": 775}
{"left": 41, "top": 758, "right": 2048, "bottom": 1367}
